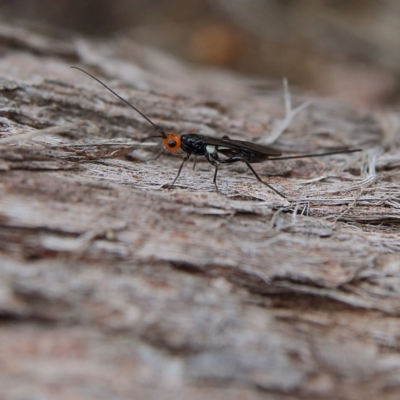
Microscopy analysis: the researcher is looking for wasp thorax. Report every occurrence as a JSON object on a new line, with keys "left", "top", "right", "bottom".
{"left": 163, "top": 133, "right": 181, "bottom": 153}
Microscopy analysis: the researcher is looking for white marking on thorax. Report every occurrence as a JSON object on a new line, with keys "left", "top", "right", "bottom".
{"left": 206, "top": 145, "right": 216, "bottom": 154}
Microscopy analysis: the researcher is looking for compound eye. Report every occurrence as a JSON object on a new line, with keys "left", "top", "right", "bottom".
{"left": 168, "top": 140, "right": 177, "bottom": 148}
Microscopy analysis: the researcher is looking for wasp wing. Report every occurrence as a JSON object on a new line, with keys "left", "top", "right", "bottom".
{"left": 202, "top": 135, "right": 282, "bottom": 157}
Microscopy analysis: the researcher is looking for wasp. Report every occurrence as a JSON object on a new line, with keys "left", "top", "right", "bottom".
{"left": 72, "top": 67, "right": 361, "bottom": 198}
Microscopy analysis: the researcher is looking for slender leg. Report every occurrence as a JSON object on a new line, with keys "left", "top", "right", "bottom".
{"left": 168, "top": 153, "right": 190, "bottom": 188}
{"left": 205, "top": 154, "right": 220, "bottom": 191}
{"left": 242, "top": 159, "right": 286, "bottom": 198}
{"left": 216, "top": 155, "right": 286, "bottom": 198}
{"left": 192, "top": 156, "right": 197, "bottom": 170}
{"left": 144, "top": 148, "right": 164, "bottom": 162}
{"left": 212, "top": 163, "right": 219, "bottom": 191}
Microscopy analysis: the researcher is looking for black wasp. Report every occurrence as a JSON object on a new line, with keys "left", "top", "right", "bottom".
{"left": 72, "top": 67, "right": 361, "bottom": 198}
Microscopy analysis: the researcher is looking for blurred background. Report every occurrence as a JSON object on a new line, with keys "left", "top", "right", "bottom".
{"left": 1, "top": 0, "right": 400, "bottom": 106}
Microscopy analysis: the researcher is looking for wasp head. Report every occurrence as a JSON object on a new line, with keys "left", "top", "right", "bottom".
{"left": 163, "top": 133, "right": 181, "bottom": 153}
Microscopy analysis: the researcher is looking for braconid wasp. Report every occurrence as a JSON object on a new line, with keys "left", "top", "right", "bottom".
{"left": 71, "top": 66, "right": 361, "bottom": 198}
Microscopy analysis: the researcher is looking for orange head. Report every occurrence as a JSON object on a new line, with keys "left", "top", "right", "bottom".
{"left": 163, "top": 133, "right": 181, "bottom": 153}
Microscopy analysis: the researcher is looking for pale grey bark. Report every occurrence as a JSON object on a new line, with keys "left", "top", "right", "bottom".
{"left": 0, "top": 22, "right": 399, "bottom": 400}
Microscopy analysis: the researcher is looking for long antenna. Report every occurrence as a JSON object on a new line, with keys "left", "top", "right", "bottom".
{"left": 269, "top": 148, "right": 361, "bottom": 161}
{"left": 71, "top": 66, "right": 167, "bottom": 138}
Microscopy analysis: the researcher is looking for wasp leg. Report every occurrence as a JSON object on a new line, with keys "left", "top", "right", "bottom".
{"left": 242, "top": 159, "right": 285, "bottom": 198}
{"left": 168, "top": 153, "right": 191, "bottom": 189}
{"left": 205, "top": 154, "right": 220, "bottom": 191}
{"left": 212, "top": 163, "right": 219, "bottom": 191}
{"left": 192, "top": 156, "right": 197, "bottom": 170}
{"left": 219, "top": 156, "right": 286, "bottom": 198}
{"left": 144, "top": 148, "right": 164, "bottom": 162}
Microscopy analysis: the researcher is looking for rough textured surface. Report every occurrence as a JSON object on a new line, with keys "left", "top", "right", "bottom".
{"left": 0, "top": 22, "right": 399, "bottom": 400}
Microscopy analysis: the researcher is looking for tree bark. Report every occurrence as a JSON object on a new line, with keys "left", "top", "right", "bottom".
{"left": 0, "top": 22, "right": 399, "bottom": 400}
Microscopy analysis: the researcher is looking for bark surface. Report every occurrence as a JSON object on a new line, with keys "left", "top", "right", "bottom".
{"left": 0, "top": 22, "right": 399, "bottom": 400}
